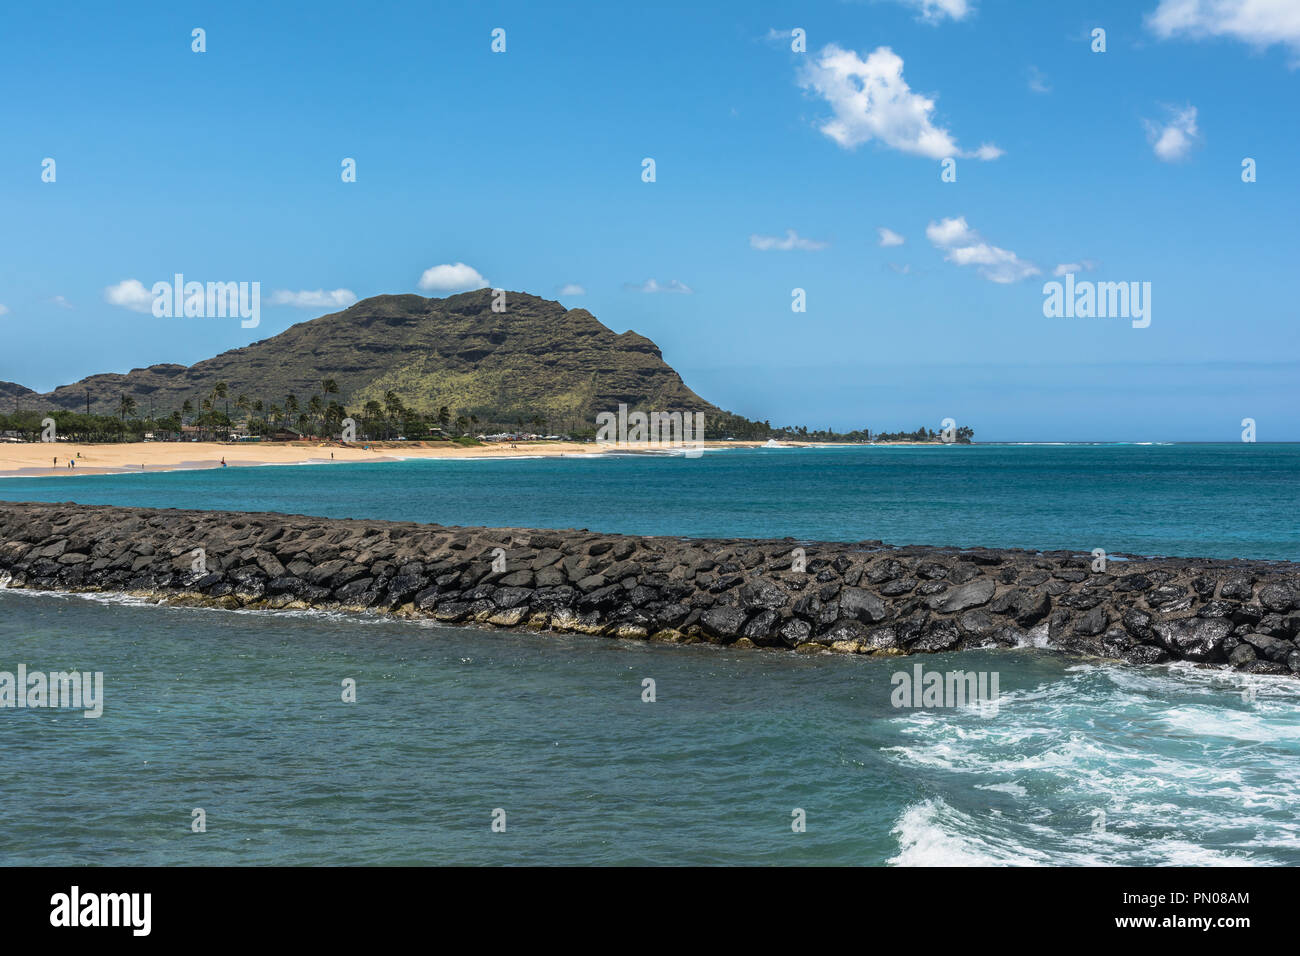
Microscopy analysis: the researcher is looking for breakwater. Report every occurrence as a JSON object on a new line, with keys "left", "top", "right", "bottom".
{"left": 1, "top": 502, "right": 1297, "bottom": 674}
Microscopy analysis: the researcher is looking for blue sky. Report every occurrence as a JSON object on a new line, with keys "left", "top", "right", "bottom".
{"left": 2, "top": 0, "right": 1297, "bottom": 440}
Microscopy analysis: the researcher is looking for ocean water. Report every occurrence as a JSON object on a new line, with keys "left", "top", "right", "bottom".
{"left": 3, "top": 588, "right": 1299, "bottom": 866}
{"left": 1, "top": 443, "right": 1297, "bottom": 561}
{"left": 1, "top": 444, "right": 1298, "bottom": 866}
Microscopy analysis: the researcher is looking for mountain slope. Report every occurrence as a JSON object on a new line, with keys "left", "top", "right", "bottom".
{"left": 23, "top": 290, "right": 719, "bottom": 427}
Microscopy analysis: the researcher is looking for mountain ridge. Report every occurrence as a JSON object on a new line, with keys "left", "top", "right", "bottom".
{"left": 3, "top": 289, "right": 719, "bottom": 429}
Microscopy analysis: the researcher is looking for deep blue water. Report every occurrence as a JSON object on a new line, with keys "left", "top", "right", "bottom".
{"left": 1, "top": 443, "right": 1297, "bottom": 560}
{"left": 1, "top": 444, "right": 1297, "bottom": 865}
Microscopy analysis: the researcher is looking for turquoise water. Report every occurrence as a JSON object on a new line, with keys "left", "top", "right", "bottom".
{"left": 1, "top": 443, "right": 1297, "bottom": 560}
{"left": 1, "top": 444, "right": 1298, "bottom": 865}
{"left": 3, "top": 589, "right": 1298, "bottom": 866}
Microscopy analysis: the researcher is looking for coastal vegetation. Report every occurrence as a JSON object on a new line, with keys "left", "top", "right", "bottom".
{"left": 0, "top": 403, "right": 972, "bottom": 445}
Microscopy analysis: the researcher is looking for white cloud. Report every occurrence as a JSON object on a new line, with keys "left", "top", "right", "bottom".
{"left": 878, "top": 227, "right": 906, "bottom": 247}
{"left": 50, "top": 295, "right": 73, "bottom": 309}
{"left": 750, "top": 229, "right": 828, "bottom": 251}
{"left": 1144, "top": 105, "right": 1201, "bottom": 161}
{"left": 798, "top": 44, "right": 1001, "bottom": 160}
{"left": 887, "top": 262, "right": 912, "bottom": 275}
{"left": 926, "top": 216, "right": 1040, "bottom": 284}
{"left": 896, "top": 0, "right": 972, "bottom": 22}
{"left": 1053, "top": 260, "right": 1098, "bottom": 276}
{"left": 418, "top": 262, "right": 490, "bottom": 293}
{"left": 626, "top": 279, "right": 693, "bottom": 294}
{"left": 269, "top": 289, "right": 357, "bottom": 309}
{"left": 104, "top": 279, "right": 154, "bottom": 313}
{"left": 925, "top": 217, "right": 977, "bottom": 246}
{"left": 1028, "top": 65, "right": 1051, "bottom": 94}
{"left": 557, "top": 283, "right": 587, "bottom": 296}
{"left": 0, "top": 304, "right": 8, "bottom": 317}
{"left": 1148, "top": 0, "right": 1300, "bottom": 59}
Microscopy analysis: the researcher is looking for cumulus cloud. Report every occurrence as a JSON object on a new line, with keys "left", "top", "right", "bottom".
{"left": 1028, "top": 65, "right": 1051, "bottom": 94}
{"left": 926, "top": 216, "right": 1040, "bottom": 283}
{"left": 418, "top": 262, "right": 490, "bottom": 293}
{"left": 1147, "top": 0, "right": 1300, "bottom": 59}
{"left": 750, "top": 229, "right": 828, "bottom": 251}
{"left": 625, "top": 279, "right": 693, "bottom": 294}
{"left": 269, "top": 289, "right": 357, "bottom": 309}
{"left": 896, "top": 0, "right": 972, "bottom": 22}
{"left": 104, "top": 279, "right": 154, "bottom": 313}
{"left": 798, "top": 44, "right": 1002, "bottom": 160}
{"left": 557, "top": 283, "right": 587, "bottom": 296}
{"left": 50, "top": 295, "right": 73, "bottom": 309}
{"left": 878, "top": 227, "right": 906, "bottom": 247}
{"left": 1144, "top": 105, "right": 1201, "bottom": 161}
{"left": 1053, "top": 260, "right": 1099, "bottom": 276}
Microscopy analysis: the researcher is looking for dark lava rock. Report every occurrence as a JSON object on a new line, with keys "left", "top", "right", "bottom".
{"left": 1153, "top": 618, "right": 1232, "bottom": 662}
{"left": 927, "top": 577, "right": 994, "bottom": 614}
{"left": 912, "top": 620, "right": 960, "bottom": 653}
{"left": 1122, "top": 608, "right": 1155, "bottom": 641}
{"left": 880, "top": 576, "right": 917, "bottom": 596}
{"left": 1259, "top": 584, "right": 1297, "bottom": 612}
{"left": 739, "top": 579, "right": 788, "bottom": 610}
{"left": 1015, "top": 590, "right": 1052, "bottom": 625}
{"left": 701, "top": 606, "right": 749, "bottom": 640}
{"left": 1073, "top": 606, "right": 1109, "bottom": 636}
{"left": 778, "top": 618, "right": 812, "bottom": 647}
{"left": 1241, "top": 632, "right": 1295, "bottom": 663}
{"left": 840, "top": 588, "right": 887, "bottom": 624}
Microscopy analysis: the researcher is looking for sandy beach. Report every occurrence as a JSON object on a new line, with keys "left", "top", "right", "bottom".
{"left": 0, "top": 439, "right": 805, "bottom": 478}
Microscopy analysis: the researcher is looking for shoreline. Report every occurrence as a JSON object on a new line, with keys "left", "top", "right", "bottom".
{"left": 0, "top": 438, "right": 955, "bottom": 479}
{"left": 1, "top": 502, "right": 1296, "bottom": 676}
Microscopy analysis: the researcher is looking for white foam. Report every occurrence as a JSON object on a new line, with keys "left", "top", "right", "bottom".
{"left": 889, "top": 798, "right": 1051, "bottom": 866}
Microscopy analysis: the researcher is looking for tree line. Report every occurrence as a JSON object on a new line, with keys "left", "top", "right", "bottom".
{"left": 1, "top": 383, "right": 974, "bottom": 444}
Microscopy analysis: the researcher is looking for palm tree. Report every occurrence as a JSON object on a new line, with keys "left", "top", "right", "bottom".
{"left": 321, "top": 378, "right": 339, "bottom": 399}
{"left": 308, "top": 395, "right": 324, "bottom": 436}
{"left": 117, "top": 394, "right": 137, "bottom": 421}
{"left": 382, "top": 391, "right": 404, "bottom": 440}
{"left": 181, "top": 399, "right": 194, "bottom": 423}
{"left": 455, "top": 415, "right": 468, "bottom": 436}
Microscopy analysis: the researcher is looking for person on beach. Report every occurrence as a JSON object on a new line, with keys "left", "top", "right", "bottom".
{"left": 220, "top": 457, "right": 227, "bottom": 467}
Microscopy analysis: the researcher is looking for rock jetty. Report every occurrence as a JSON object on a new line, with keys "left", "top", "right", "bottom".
{"left": 1, "top": 502, "right": 1297, "bottom": 675}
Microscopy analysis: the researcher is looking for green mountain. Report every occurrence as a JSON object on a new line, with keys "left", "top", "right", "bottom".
{"left": 17, "top": 290, "right": 720, "bottom": 430}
